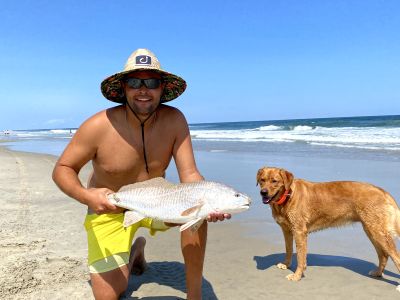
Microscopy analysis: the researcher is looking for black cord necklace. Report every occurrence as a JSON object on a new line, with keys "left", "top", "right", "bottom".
{"left": 125, "top": 101, "right": 158, "bottom": 174}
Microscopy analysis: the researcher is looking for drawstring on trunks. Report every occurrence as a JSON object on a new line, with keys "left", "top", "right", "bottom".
{"left": 125, "top": 102, "right": 158, "bottom": 174}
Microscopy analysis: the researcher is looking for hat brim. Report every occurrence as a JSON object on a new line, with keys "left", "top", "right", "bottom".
{"left": 101, "top": 68, "right": 186, "bottom": 103}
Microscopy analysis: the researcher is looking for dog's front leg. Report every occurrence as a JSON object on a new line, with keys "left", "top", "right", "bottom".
{"left": 286, "top": 229, "right": 307, "bottom": 281}
{"left": 277, "top": 225, "right": 293, "bottom": 270}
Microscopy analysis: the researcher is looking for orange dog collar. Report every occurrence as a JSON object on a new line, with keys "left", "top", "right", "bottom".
{"left": 275, "top": 189, "right": 290, "bottom": 205}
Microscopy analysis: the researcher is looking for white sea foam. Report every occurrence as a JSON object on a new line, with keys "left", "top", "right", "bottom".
{"left": 1, "top": 129, "right": 75, "bottom": 139}
{"left": 190, "top": 126, "right": 400, "bottom": 150}
{"left": 258, "top": 125, "right": 282, "bottom": 131}
{"left": 293, "top": 125, "right": 313, "bottom": 131}
{"left": 50, "top": 129, "right": 76, "bottom": 134}
{"left": 2, "top": 122, "right": 400, "bottom": 152}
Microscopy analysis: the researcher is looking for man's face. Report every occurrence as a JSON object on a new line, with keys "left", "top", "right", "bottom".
{"left": 123, "top": 71, "right": 165, "bottom": 116}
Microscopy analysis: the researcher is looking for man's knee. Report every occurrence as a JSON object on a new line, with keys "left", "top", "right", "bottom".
{"left": 90, "top": 267, "right": 129, "bottom": 299}
{"left": 93, "top": 287, "right": 125, "bottom": 300}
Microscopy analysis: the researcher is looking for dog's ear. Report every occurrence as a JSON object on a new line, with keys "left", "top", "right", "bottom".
{"left": 256, "top": 168, "right": 265, "bottom": 186}
{"left": 280, "top": 169, "right": 294, "bottom": 190}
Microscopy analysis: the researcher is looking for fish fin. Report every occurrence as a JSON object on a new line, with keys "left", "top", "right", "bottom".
{"left": 123, "top": 211, "right": 145, "bottom": 228}
{"left": 181, "top": 202, "right": 205, "bottom": 217}
{"left": 180, "top": 218, "right": 205, "bottom": 232}
{"left": 106, "top": 193, "right": 118, "bottom": 205}
{"left": 189, "top": 219, "right": 206, "bottom": 233}
{"left": 119, "top": 177, "right": 175, "bottom": 192}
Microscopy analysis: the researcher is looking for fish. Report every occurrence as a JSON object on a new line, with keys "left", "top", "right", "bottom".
{"left": 107, "top": 177, "right": 251, "bottom": 232}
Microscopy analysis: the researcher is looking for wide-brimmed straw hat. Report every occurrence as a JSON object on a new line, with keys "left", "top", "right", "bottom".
{"left": 101, "top": 48, "right": 187, "bottom": 103}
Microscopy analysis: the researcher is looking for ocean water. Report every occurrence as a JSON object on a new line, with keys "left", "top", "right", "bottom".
{"left": 189, "top": 114, "right": 400, "bottom": 151}
{"left": 1, "top": 115, "right": 400, "bottom": 160}
{"left": 3, "top": 115, "right": 400, "bottom": 253}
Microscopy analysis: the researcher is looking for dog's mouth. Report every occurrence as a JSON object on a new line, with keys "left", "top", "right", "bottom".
{"left": 260, "top": 189, "right": 280, "bottom": 205}
{"left": 260, "top": 190, "right": 275, "bottom": 204}
{"left": 262, "top": 196, "right": 272, "bottom": 204}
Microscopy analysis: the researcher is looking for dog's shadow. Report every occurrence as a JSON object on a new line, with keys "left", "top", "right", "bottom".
{"left": 122, "top": 261, "right": 217, "bottom": 300}
{"left": 254, "top": 253, "right": 400, "bottom": 286}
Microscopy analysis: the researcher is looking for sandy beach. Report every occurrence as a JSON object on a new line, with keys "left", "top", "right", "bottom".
{"left": 1, "top": 144, "right": 400, "bottom": 300}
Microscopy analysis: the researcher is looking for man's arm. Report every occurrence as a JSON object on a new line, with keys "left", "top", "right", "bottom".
{"left": 171, "top": 109, "right": 229, "bottom": 299}
{"left": 171, "top": 110, "right": 205, "bottom": 300}
{"left": 52, "top": 112, "right": 122, "bottom": 214}
{"left": 172, "top": 109, "right": 231, "bottom": 222}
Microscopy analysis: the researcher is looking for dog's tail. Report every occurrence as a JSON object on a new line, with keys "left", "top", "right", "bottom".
{"left": 395, "top": 208, "right": 400, "bottom": 237}
{"left": 388, "top": 194, "right": 400, "bottom": 237}
{"left": 384, "top": 191, "right": 400, "bottom": 237}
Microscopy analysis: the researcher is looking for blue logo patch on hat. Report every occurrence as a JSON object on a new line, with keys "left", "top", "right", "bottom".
{"left": 136, "top": 55, "right": 152, "bottom": 65}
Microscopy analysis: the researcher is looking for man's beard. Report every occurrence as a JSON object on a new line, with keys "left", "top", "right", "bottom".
{"left": 129, "top": 100, "right": 159, "bottom": 117}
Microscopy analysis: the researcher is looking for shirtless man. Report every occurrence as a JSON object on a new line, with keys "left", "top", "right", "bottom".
{"left": 52, "top": 49, "right": 229, "bottom": 300}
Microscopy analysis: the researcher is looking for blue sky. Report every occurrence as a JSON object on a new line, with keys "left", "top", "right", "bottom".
{"left": 1, "top": 0, "right": 399, "bottom": 130}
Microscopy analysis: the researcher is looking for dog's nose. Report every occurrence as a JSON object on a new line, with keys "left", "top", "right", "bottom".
{"left": 260, "top": 189, "right": 268, "bottom": 197}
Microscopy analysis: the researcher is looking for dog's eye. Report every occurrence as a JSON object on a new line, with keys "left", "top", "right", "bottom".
{"left": 272, "top": 180, "right": 278, "bottom": 183}
{"left": 234, "top": 193, "right": 240, "bottom": 197}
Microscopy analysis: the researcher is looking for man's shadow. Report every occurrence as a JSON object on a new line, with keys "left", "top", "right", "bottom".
{"left": 254, "top": 253, "right": 400, "bottom": 286}
{"left": 122, "top": 261, "right": 218, "bottom": 300}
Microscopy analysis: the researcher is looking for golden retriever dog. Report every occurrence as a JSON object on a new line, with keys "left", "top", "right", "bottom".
{"left": 256, "top": 166, "right": 400, "bottom": 284}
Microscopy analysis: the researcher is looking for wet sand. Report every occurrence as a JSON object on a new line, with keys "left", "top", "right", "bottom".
{"left": 1, "top": 145, "right": 400, "bottom": 299}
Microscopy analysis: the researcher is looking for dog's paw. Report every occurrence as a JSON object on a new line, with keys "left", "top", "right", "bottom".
{"left": 396, "top": 285, "right": 400, "bottom": 292}
{"left": 277, "top": 263, "right": 289, "bottom": 270}
{"left": 368, "top": 269, "right": 383, "bottom": 277}
{"left": 286, "top": 273, "right": 302, "bottom": 281}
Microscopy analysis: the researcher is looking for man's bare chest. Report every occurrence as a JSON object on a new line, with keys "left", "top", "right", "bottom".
{"left": 94, "top": 132, "right": 174, "bottom": 177}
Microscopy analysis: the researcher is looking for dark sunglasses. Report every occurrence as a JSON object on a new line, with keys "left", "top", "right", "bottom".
{"left": 124, "top": 78, "right": 163, "bottom": 89}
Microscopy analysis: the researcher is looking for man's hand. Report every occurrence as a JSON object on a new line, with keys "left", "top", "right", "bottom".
{"left": 85, "top": 188, "right": 125, "bottom": 214}
{"left": 165, "top": 212, "right": 232, "bottom": 227}
{"left": 164, "top": 222, "right": 180, "bottom": 227}
{"left": 206, "top": 212, "right": 231, "bottom": 222}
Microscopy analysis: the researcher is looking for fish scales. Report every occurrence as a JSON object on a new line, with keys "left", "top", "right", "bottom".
{"left": 107, "top": 177, "right": 251, "bottom": 231}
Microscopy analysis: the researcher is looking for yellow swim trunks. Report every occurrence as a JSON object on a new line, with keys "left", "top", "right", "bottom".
{"left": 84, "top": 213, "right": 169, "bottom": 273}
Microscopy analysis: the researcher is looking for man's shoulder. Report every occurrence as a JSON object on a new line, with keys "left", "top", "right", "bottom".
{"left": 159, "top": 104, "right": 186, "bottom": 122}
{"left": 159, "top": 103, "right": 181, "bottom": 113}
{"left": 80, "top": 106, "right": 123, "bottom": 131}
{"left": 157, "top": 105, "right": 189, "bottom": 137}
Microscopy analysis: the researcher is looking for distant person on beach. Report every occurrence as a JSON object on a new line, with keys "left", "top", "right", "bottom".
{"left": 52, "top": 48, "right": 230, "bottom": 300}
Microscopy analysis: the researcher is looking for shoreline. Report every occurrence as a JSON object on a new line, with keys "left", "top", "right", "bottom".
{"left": 1, "top": 146, "right": 400, "bottom": 299}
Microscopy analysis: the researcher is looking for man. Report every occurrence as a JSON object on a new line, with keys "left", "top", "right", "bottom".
{"left": 52, "top": 48, "right": 229, "bottom": 300}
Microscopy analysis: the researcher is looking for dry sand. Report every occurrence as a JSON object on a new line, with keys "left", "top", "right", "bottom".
{"left": 1, "top": 146, "right": 400, "bottom": 299}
